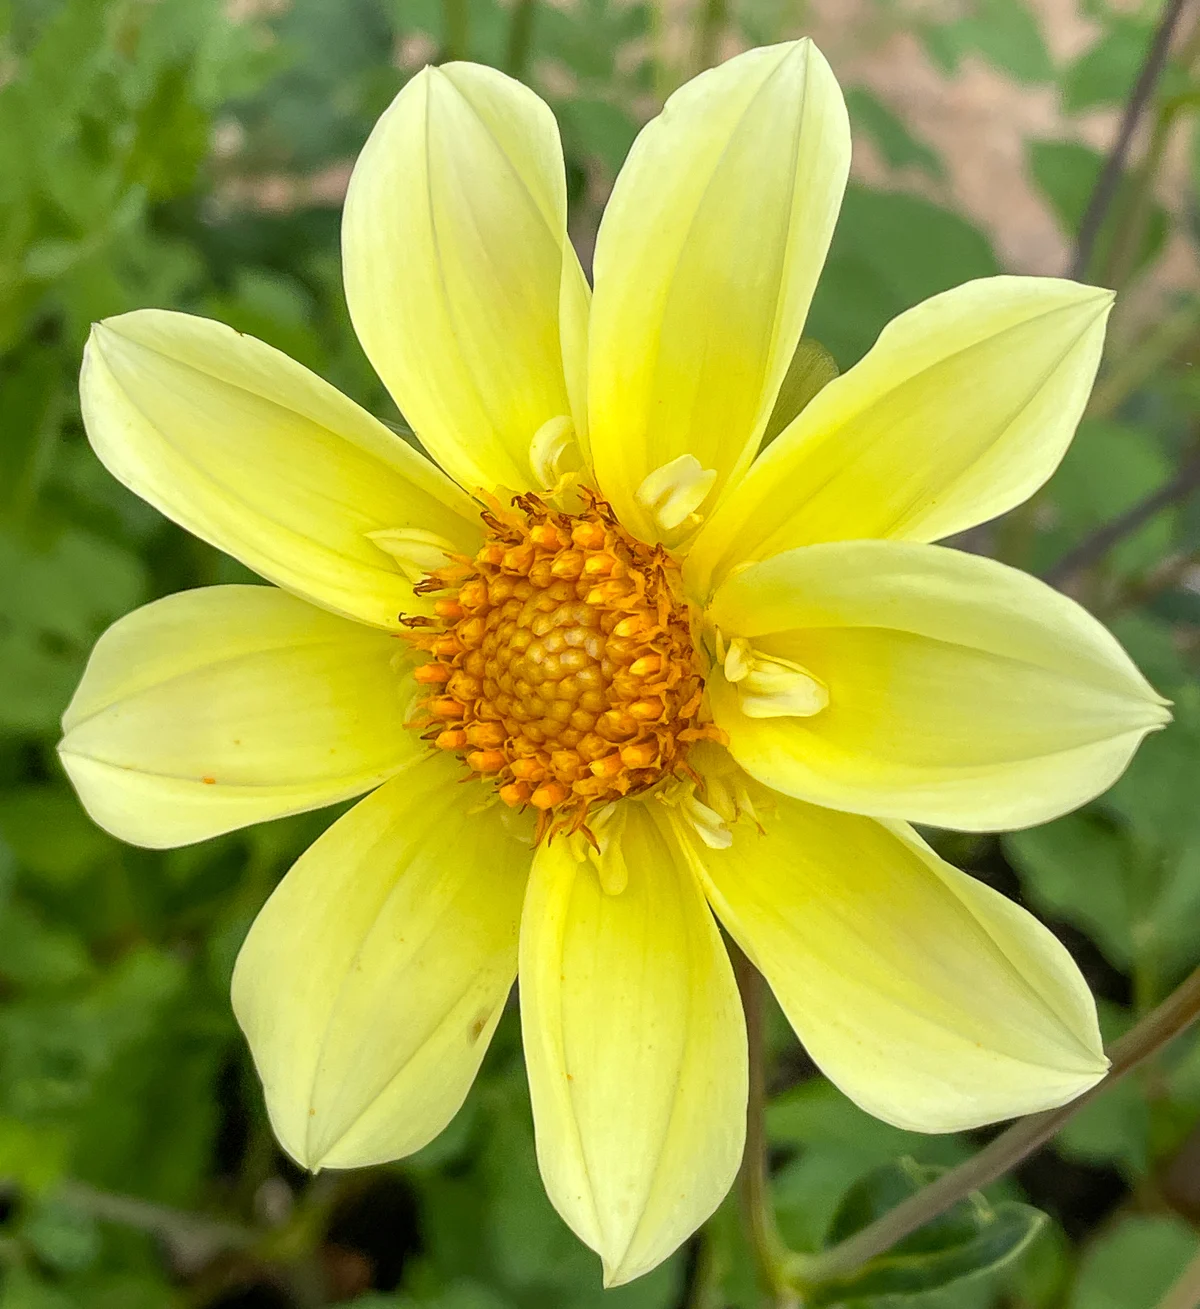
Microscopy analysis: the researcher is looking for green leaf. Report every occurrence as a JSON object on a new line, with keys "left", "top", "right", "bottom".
{"left": 0, "top": 787, "right": 119, "bottom": 887}
{"left": 20, "top": 1197, "right": 101, "bottom": 1273}
{"left": 1062, "top": 18, "right": 1153, "bottom": 112}
{"left": 807, "top": 1163, "right": 1046, "bottom": 1306}
{"left": 1004, "top": 812, "right": 1132, "bottom": 970}
{"left": 766, "top": 1081, "right": 969, "bottom": 1256}
{"left": 1055, "top": 1075, "right": 1150, "bottom": 1177}
{"left": 844, "top": 88, "right": 943, "bottom": 178}
{"left": 1038, "top": 419, "right": 1177, "bottom": 580}
{"left": 1028, "top": 140, "right": 1168, "bottom": 278}
{"left": 557, "top": 97, "right": 639, "bottom": 177}
{"left": 1069, "top": 1216, "right": 1199, "bottom": 1309}
{"left": 917, "top": 0, "right": 1053, "bottom": 83}
{"left": 808, "top": 186, "right": 999, "bottom": 368}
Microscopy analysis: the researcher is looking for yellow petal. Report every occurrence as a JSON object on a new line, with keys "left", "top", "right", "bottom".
{"left": 689, "top": 276, "right": 1112, "bottom": 594}
{"left": 58, "top": 586, "right": 421, "bottom": 848}
{"left": 82, "top": 310, "right": 479, "bottom": 629}
{"left": 707, "top": 541, "right": 1169, "bottom": 830}
{"left": 520, "top": 804, "right": 746, "bottom": 1286}
{"left": 671, "top": 797, "right": 1107, "bottom": 1132}
{"left": 233, "top": 758, "right": 528, "bottom": 1169}
{"left": 587, "top": 40, "right": 850, "bottom": 544}
{"left": 342, "top": 62, "right": 589, "bottom": 493}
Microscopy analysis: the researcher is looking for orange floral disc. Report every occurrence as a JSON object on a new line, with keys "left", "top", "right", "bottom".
{"left": 405, "top": 492, "right": 721, "bottom": 841}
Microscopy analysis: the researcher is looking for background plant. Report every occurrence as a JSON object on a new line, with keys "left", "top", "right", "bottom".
{"left": 4, "top": 1, "right": 1200, "bottom": 1306}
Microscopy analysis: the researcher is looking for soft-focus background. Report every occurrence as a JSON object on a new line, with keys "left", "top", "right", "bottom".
{"left": 4, "top": 0, "right": 1200, "bottom": 1306}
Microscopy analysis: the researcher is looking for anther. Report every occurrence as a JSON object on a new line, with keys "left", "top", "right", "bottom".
{"left": 503, "top": 543, "right": 535, "bottom": 572}
{"left": 500, "top": 781, "right": 531, "bottom": 807}
{"left": 531, "top": 781, "right": 570, "bottom": 809}
{"left": 620, "top": 742, "right": 658, "bottom": 768}
{"left": 530, "top": 522, "right": 568, "bottom": 550}
{"left": 458, "top": 579, "right": 488, "bottom": 610}
{"left": 466, "top": 749, "right": 507, "bottom": 773}
{"left": 629, "top": 654, "right": 662, "bottom": 678}
{"left": 413, "top": 664, "right": 450, "bottom": 684}
{"left": 571, "top": 520, "right": 607, "bottom": 550}
{"left": 431, "top": 698, "right": 466, "bottom": 719}
{"left": 550, "top": 550, "right": 585, "bottom": 579}
{"left": 583, "top": 552, "right": 619, "bottom": 577}
{"left": 435, "top": 729, "right": 469, "bottom": 750}
{"left": 466, "top": 722, "right": 506, "bottom": 748}
{"left": 433, "top": 598, "right": 464, "bottom": 620}
{"left": 613, "top": 614, "right": 651, "bottom": 638}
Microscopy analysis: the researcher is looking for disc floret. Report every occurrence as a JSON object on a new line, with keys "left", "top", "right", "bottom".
{"left": 406, "top": 492, "right": 719, "bottom": 840}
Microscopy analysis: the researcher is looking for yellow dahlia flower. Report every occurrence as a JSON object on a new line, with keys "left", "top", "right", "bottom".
{"left": 60, "top": 40, "right": 1167, "bottom": 1285}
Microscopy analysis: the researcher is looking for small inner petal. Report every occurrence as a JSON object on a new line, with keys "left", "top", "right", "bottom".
{"left": 635, "top": 454, "right": 718, "bottom": 535}
{"left": 529, "top": 414, "right": 580, "bottom": 491}
{"left": 368, "top": 528, "right": 458, "bottom": 582}
{"left": 728, "top": 643, "right": 829, "bottom": 719}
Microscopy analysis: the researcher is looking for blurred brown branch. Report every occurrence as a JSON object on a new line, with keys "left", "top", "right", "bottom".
{"left": 1069, "top": 0, "right": 1193, "bottom": 282}
{"left": 1042, "top": 447, "right": 1200, "bottom": 588}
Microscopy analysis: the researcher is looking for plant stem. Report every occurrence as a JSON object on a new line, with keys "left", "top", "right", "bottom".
{"left": 504, "top": 0, "right": 536, "bottom": 79}
{"left": 441, "top": 0, "right": 469, "bottom": 62}
{"left": 1041, "top": 444, "right": 1200, "bottom": 588}
{"left": 1101, "top": 102, "right": 1174, "bottom": 292}
{"left": 1155, "top": 1246, "right": 1200, "bottom": 1309}
{"left": 691, "top": 0, "right": 727, "bottom": 77}
{"left": 796, "top": 965, "right": 1200, "bottom": 1287}
{"left": 1069, "top": 0, "right": 1191, "bottom": 281}
{"left": 732, "top": 947, "right": 797, "bottom": 1308}
{"left": 59, "top": 1180, "right": 254, "bottom": 1262}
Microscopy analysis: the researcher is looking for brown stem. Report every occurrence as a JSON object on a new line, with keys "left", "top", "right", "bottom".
{"left": 796, "top": 966, "right": 1200, "bottom": 1287}
{"left": 1068, "top": 0, "right": 1191, "bottom": 282}
{"left": 1041, "top": 446, "right": 1200, "bottom": 588}
{"left": 1155, "top": 1246, "right": 1200, "bottom": 1309}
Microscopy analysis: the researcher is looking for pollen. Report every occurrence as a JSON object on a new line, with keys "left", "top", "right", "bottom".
{"left": 404, "top": 492, "right": 720, "bottom": 841}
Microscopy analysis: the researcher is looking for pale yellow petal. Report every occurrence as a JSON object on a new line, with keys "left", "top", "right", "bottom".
{"left": 671, "top": 796, "right": 1107, "bottom": 1132}
{"left": 520, "top": 804, "right": 746, "bottom": 1286}
{"left": 707, "top": 541, "right": 1169, "bottom": 830}
{"left": 82, "top": 310, "right": 480, "bottom": 629}
{"left": 233, "top": 758, "right": 529, "bottom": 1169}
{"left": 587, "top": 40, "right": 850, "bottom": 544}
{"left": 689, "top": 276, "right": 1112, "bottom": 594}
{"left": 342, "top": 62, "right": 589, "bottom": 493}
{"left": 58, "top": 586, "right": 421, "bottom": 848}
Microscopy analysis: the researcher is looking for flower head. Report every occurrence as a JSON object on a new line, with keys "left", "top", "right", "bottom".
{"left": 60, "top": 41, "right": 1168, "bottom": 1285}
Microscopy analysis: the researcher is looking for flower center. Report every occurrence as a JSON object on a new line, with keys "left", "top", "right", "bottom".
{"left": 406, "top": 492, "right": 718, "bottom": 841}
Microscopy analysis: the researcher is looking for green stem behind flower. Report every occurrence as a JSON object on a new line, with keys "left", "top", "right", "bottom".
{"left": 441, "top": 0, "right": 470, "bottom": 62}
{"left": 794, "top": 965, "right": 1200, "bottom": 1289}
{"left": 505, "top": 0, "right": 537, "bottom": 79}
{"left": 732, "top": 947, "right": 798, "bottom": 1308}
{"left": 691, "top": 0, "right": 727, "bottom": 77}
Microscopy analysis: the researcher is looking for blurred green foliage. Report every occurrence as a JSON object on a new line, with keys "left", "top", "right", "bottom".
{"left": 3, "top": 0, "right": 1200, "bottom": 1306}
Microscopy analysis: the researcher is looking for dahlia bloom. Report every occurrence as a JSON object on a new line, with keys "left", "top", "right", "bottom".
{"left": 60, "top": 40, "right": 1167, "bottom": 1285}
